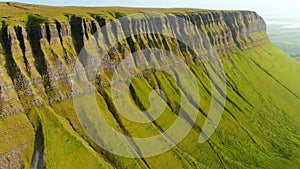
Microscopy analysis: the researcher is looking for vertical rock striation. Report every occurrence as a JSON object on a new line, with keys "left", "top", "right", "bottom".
{"left": 0, "top": 10, "right": 268, "bottom": 168}
{"left": 0, "top": 11, "right": 268, "bottom": 117}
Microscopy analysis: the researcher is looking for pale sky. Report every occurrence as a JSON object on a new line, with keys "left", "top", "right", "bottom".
{"left": 2, "top": 0, "right": 300, "bottom": 24}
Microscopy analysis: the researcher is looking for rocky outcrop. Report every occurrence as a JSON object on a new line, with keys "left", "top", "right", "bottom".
{"left": 3, "top": 4, "right": 300, "bottom": 169}
{"left": 0, "top": 11, "right": 268, "bottom": 168}
{"left": 0, "top": 10, "right": 268, "bottom": 118}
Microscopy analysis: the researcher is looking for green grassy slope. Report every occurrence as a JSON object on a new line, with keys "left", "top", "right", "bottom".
{"left": 25, "top": 42, "right": 299, "bottom": 169}
{"left": 0, "top": 113, "right": 35, "bottom": 168}
{"left": 0, "top": 2, "right": 299, "bottom": 168}
{"left": 28, "top": 105, "right": 113, "bottom": 169}
{"left": 0, "top": 2, "right": 208, "bottom": 25}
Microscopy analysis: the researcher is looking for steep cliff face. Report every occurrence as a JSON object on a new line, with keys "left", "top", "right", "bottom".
{"left": 0, "top": 3, "right": 300, "bottom": 169}
{"left": 0, "top": 10, "right": 267, "bottom": 117}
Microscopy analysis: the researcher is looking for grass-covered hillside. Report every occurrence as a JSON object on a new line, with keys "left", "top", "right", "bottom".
{"left": 0, "top": 2, "right": 299, "bottom": 169}
{"left": 0, "top": 2, "right": 206, "bottom": 25}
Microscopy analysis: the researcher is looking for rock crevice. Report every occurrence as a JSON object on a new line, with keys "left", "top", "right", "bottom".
{"left": 0, "top": 10, "right": 267, "bottom": 117}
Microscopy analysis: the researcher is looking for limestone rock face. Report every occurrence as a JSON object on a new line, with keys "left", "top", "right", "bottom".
{"left": 0, "top": 10, "right": 267, "bottom": 117}
{"left": 0, "top": 9, "right": 273, "bottom": 168}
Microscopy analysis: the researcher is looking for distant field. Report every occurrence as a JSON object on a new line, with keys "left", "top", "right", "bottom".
{"left": 267, "top": 24, "right": 300, "bottom": 61}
